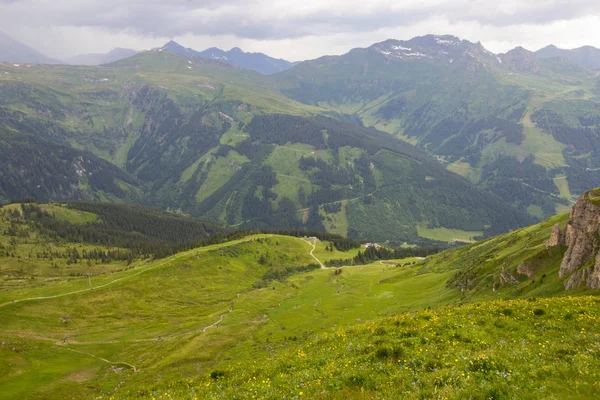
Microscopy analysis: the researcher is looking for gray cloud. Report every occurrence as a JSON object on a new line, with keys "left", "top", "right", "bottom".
{"left": 1, "top": 0, "right": 600, "bottom": 60}
{"left": 2, "top": 0, "right": 600, "bottom": 41}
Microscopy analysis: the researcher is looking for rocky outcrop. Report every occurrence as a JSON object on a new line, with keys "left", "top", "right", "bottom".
{"left": 517, "top": 262, "right": 536, "bottom": 278}
{"left": 546, "top": 223, "right": 564, "bottom": 248}
{"left": 553, "top": 190, "right": 600, "bottom": 289}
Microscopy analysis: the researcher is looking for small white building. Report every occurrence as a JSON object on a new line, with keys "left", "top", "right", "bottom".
{"left": 363, "top": 243, "right": 380, "bottom": 249}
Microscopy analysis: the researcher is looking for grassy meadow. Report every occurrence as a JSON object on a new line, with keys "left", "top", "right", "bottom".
{"left": 1, "top": 203, "right": 600, "bottom": 399}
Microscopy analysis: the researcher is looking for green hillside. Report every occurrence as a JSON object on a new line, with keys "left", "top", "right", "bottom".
{"left": 1, "top": 197, "right": 599, "bottom": 399}
{"left": 275, "top": 35, "right": 600, "bottom": 219}
{"left": 423, "top": 213, "right": 570, "bottom": 298}
{"left": 146, "top": 295, "right": 600, "bottom": 400}
{"left": 0, "top": 51, "right": 534, "bottom": 242}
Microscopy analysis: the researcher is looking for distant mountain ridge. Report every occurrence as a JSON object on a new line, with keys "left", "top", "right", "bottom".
{"left": 535, "top": 44, "right": 600, "bottom": 70}
{"left": 66, "top": 48, "right": 139, "bottom": 66}
{"left": 0, "top": 30, "right": 62, "bottom": 64}
{"left": 160, "top": 40, "right": 297, "bottom": 74}
{"left": 363, "top": 35, "right": 595, "bottom": 73}
{"left": 368, "top": 34, "right": 496, "bottom": 65}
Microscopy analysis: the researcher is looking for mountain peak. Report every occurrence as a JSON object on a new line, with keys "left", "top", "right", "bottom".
{"left": 162, "top": 40, "right": 185, "bottom": 49}
{"left": 503, "top": 46, "right": 536, "bottom": 60}
{"left": 370, "top": 34, "right": 488, "bottom": 64}
{"left": 509, "top": 46, "right": 533, "bottom": 54}
{"left": 430, "top": 34, "right": 461, "bottom": 43}
{"left": 502, "top": 46, "right": 539, "bottom": 72}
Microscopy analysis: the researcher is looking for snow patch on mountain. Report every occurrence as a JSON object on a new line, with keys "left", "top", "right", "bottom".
{"left": 434, "top": 37, "right": 459, "bottom": 46}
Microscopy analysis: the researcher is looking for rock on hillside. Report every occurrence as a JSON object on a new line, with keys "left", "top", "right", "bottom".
{"left": 546, "top": 223, "right": 563, "bottom": 248}
{"left": 548, "top": 188, "right": 600, "bottom": 289}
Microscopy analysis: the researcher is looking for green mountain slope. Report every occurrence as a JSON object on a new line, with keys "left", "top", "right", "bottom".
{"left": 275, "top": 35, "right": 600, "bottom": 219}
{"left": 1, "top": 195, "right": 598, "bottom": 399}
{"left": 0, "top": 130, "right": 141, "bottom": 203}
{"left": 0, "top": 50, "right": 533, "bottom": 242}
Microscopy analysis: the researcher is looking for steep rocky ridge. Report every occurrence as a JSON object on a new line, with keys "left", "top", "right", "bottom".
{"left": 548, "top": 188, "right": 600, "bottom": 289}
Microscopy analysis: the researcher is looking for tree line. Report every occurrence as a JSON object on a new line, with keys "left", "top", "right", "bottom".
{"left": 5, "top": 202, "right": 361, "bottom": 262}
{"left": 325, "top": 245, "right": 443, "bottom": 267}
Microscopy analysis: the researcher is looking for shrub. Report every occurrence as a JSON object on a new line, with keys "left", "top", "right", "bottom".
{"left": 392, "top": 346, "right": 406, "bottom": 359}
{"left": 500, "top": 308, "right": 513, "bottom": 317}
{"left": 374, "top": 326, "right": 387, "bottom": 336}
{"left": 486, "top": 387, "right": 507, "bottom": 400}
{"left": 564, "top": 312, "right": 575, "bottom": 320}
{"left": 210, "top": 370, "right": 226, "bottom": 380}
{"left": 375, "top": 347, "right": 391, "bottom": 359}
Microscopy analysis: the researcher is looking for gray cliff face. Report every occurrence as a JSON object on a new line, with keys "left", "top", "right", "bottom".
{"left": 549, "top": 191, "right": 600, "bottom": 289}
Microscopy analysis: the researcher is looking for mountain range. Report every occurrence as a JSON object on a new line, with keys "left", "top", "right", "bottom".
{"left": 1, "top": 33, "right": 600, "bottom": 243}
{"left": 2, "top": 29, "right": 600, "bottom": 74}
{"left": 159, "top": 40, "right": 298, "bottom": 74}
{"left": 0, "top": 45, "right": 535, "bottom": 243}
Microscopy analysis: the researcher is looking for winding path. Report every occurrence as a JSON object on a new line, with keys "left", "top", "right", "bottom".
{"left": 0, "top": 256, "right": 178, "bottom": 308}
{"left": 203, "top": 309, "right": 232, "bottom": 332}
{"left": 63, "top": 347, "right": 138, "bottom": 372}
{"left": 304, "top": 238, "right": 326, "bottom": 269}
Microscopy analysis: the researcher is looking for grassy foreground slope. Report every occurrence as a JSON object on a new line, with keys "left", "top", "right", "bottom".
{"left": 148, "top": 296, "right": 600, "bottom": 400}
{"left": 2, "top": 199, "right": 600, "bottom": 399}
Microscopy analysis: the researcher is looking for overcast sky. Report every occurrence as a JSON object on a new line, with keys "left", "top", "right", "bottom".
{"left": 2, "top": 0, "right": 600, "bottom": 61}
